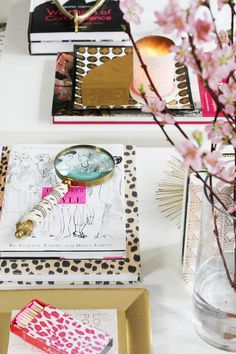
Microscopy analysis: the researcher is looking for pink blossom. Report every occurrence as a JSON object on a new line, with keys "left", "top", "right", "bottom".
{"left": 218, "top": 0, "right": 229, "bottom": 10}
{"left": 171, "top": 39, "right": 191, "bottom": 64}
{"left": 202, "top": 151, "right": 223, "bottom": 174}
{"left": 219, "top": 83, "right": 236, "bottom": 116}
{"left": 192, "top": 13, "right": 214, "bottom": 42}
{"left": 197, "top": 50, "right": 214, "bottom": 80}
{"left": 213, "top": 45, "right": 236, "bottom": 80}
{"left": 205, "top": 120, "right": 232, "bottom": 144}
{"left": 217, "top": 165, "right": 236, "bottom": 189}
{"left": 159, "top": 113, "right": 175, "bottom": 125}
{"left": 142, "top": 98, "right": 175, "bottom": 124}
{"left": 155, "top": 1, "right": 187, "bottom": 35}
{"left": 176, "top": 139, "right": 202, "bottom": 171}
{"left": 218, "top": 30, "right": 230, "bottom": 46}
{"left": 199, "top": 46, "right": 236, "bottom": 89}
{"left": 119, "top": 0, "right": 144, "bottom": 25}
{"left": 142, "top": 97, "right": 166, "bottom": 115}
{"left": 227, "top": 205, "right": 236, "bottom": 214}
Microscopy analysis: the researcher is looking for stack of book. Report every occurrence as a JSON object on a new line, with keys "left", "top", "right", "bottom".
{"left": 0, "top": 144, "right": 141, "bottom": 289}
{"left": 28, "top": 0, "right": 130, "bottom": 55}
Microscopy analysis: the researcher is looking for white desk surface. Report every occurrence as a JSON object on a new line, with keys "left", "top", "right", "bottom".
{"left": 0, "top": 1, "right": 227, "bottom": 353}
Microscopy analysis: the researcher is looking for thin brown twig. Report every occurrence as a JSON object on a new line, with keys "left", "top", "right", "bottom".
{"left": 206, "top": 3, "right": 222, "bottom": 48}
{"left": 230, "top": 2, "right": 234, "bottom": 44}
{"left": 213, "top": 213, "right": 235, "bottom": 288}
{"left": 209, "top": 173, "right": 235, "bottom": 288}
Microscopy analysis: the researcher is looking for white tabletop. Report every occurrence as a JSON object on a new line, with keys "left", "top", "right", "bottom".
{"left": 0, "top": 1, "right": 227, "bottom": 353}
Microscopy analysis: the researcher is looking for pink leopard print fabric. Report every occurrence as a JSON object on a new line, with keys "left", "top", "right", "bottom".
{"left": 24, "top": 305, "right": 112, "bottom": 354}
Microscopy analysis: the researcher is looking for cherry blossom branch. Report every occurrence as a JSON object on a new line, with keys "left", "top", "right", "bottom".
{"left": 188, "top": 34, "right": 236, "bottom": 129}
{"left": 206, "top": 3, "right": 222, "bottom": 48}
{"left": 119, "top": 0, "right": 236, "bottom": 290}
{"left": 126, "top": 22, "right": 236, "bottom": 197}
{"left": 213, "top": 213, "right": 236, "bottom": 288}
{"left": 208, "top": 172, "right": 235, "bottom": 185}
{"left": 230, "top": 2, "right": 235, "bottom": 44}
{"left": 124, "top": 22, "right": 230, "bottom": 211}
{"left": 139, "top": 91, "right": 229, "bottom": 211}
{"left": 231, "top": 0, "right": 236, "bottom": 286}
{"left": 208, "top": 173, "right": 236, "bottom": 289}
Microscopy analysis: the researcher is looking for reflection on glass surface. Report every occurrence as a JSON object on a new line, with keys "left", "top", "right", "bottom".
{"left": 55, "top": 147, "right": 114, "bottom": 181}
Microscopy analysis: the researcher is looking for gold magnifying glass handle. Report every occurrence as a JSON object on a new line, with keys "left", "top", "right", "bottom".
{"left": 15, "top": 183, "right": 69, "bottom": 239}
{"left": 53, "top": 0, "right": 106, "bottom": 32}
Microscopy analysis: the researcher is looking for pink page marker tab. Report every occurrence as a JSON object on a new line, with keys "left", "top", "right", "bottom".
{"left": 42, "top": 186, "right": 86, "bottom": 204}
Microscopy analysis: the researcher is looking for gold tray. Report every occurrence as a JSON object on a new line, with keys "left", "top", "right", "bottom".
{"left": 0, "top": 288, "right": 152, "bottom": 354}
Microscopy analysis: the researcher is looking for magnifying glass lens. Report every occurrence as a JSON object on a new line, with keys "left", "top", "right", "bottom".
{"left": 55, "top": 146, "right": 115, "bottom": 182}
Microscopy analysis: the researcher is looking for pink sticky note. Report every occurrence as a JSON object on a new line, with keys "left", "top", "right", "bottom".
{"left": 42, "top": 186, "right": 86, "bottom": 204}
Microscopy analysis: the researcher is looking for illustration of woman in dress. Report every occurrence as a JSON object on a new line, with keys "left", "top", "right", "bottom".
{"left": 96, "top": 164, "right": 124, "bottom": 240}
{"left": 73, "top": 187, "right": 95, "bottom": 238}
{"left": 5, "top": 153, "right": 38, "bottom": 217}
{"left": 55, "top": 150, "right": 77, "bottom": 176}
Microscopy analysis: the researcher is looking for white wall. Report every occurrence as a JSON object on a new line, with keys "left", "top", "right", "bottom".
{"left": 0, "top": 0, "right": 11, "bottom": 21}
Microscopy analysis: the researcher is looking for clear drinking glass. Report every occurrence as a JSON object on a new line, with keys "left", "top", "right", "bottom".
{"left": 193, "top": 183, "right": 236, "bottom": 351}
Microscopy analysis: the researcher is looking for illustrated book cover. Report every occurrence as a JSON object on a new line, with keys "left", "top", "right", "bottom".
{"left": 28, "top": 0, "right": 130, "bottom": 55}
{"left": 0, "top": 145, "right": 141, "bottom": 288}
{"left": 0, "top": 144, "right": 126, "bottom": 259}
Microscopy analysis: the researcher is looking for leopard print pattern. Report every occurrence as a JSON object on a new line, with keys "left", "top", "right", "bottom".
{"left": 0, "top": 146, "right": 10, "bottom": 214}
{"left": 20, "top": 304, "right": 112, "bottom": 353}
{"left": 0, "top": 145, "right": 140, "bottom": 288}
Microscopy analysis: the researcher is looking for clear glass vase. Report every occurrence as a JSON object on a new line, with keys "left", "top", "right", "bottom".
{"left": 193, "top": 183, "right": 236, "bottom": 351}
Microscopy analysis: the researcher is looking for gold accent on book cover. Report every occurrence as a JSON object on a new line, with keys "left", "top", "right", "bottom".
{"left": 82, "top": 55, "right": 132, "bottom": 106}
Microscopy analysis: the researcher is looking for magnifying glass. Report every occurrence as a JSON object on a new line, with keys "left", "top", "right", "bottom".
{"left": 15, "top": 145, "right": 122, "bottom": 239}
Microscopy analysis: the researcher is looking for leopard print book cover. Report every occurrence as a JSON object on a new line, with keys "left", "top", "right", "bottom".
{"left": 0, "top": 146, "right": 10, "bottom": 214}
{"left": 0, "top": 145, "right": 141, "bottom": 288}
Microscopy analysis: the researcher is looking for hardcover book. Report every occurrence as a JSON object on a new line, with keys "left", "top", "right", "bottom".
{"left": 28, "top": 0, "right": 130, "bottom": 55}
{"left": 0, "top": 144, "right": 126, "bottom": 259}
{"left": 52, "top": 51, "right": 203, "bottom": 124}
{"left": 0, "top": 145, "right": 141, "bottom": 288}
